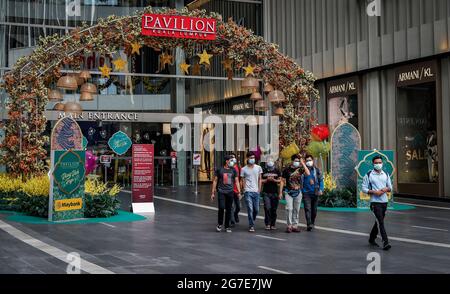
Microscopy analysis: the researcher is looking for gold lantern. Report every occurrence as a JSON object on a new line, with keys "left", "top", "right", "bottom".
{"left": 274, "top": 106, "right": 284, "bottom": 115}
{"left": 56, "top": 75, "right": 78, "bottom": 90}
{"left": 63, "top": 101, "right": 83, "bottom": 115}
{"left": 255, "top": 100, "right": 268, "bottom": 112}
{"left": 79, "top": 70, "right": 92, "bottom": 80}
{"left": 79, "top": 91, "right": 94, "bottom": 101}
{"left": 249, "top": 91, "right": 263, "bottom": 101}
{"left": 263, "top": 83, "right": 274, "bottom": 94}
{"left": 268, "top": 90, "right": 286, "bottom": 103}
{"left": 53, "top": 102, "right": 65, "bottom": 111}
{"left": 80, "top": 82, "right": 97, "bottom": 94}
{"left": 48, "top": 89, "right": 63, "bottom": 101}
{"left": 241, "top": 76, "right": 259, "bottom": 90}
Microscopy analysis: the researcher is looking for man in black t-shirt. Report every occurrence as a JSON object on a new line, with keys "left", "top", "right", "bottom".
{"left": 261, "top": 158, "right": 283, "bottom": 230}
{"left": 211, "top": 155, "right": 241, "bottom": 233}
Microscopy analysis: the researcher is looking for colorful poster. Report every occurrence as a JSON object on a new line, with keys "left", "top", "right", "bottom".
{"left": 330, "top": 122, "right": 361, "bottom": 189}
{"left": 49, "top": 150, "right": 86, "bottom": 221}
{"left": 108, "top": 131, "right": 132, "bottom": 155}
{"left": 355, "top": 150, "right": 395, "bottom": 209}
{"left": 132, "top": 144, "right": 154, "bottom": 204}
{"left": 51, "top": 117, "right": 83, "bottom": 150}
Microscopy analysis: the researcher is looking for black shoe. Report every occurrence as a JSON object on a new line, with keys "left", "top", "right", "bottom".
{"left": 234, "top": 215, "right": 239, "bottom": 223}
{"left": 369, "top": 240, "right": 380, "bottom": 247}
{"left": 307, "top": 226, "right": 313, "bottom": 231}
{"left": 382, "top": 242, "right": 392, "bottom": 251}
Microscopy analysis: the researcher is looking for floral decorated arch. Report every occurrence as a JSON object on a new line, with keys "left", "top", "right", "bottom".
{"left": 1, "top": 6, "right": 319, "bottom": 176}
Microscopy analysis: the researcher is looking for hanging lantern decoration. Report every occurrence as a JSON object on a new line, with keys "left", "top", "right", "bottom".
{"left": 56, "top": 75, "right": 78, "bottom": 90}
{"left": 250, "top": 90, "right": 263, "bottom": 101}
{"left": 273, "top": 106, "right": 284, "bottom": 116}
{"left": 71, "top": 73, "right": 84, "bottom": 86}
{"left": 79, "top": 91, "right": 94, "bottom": 101}
{"left": 255, "top": 100, "right": 268, "bottom": 112}
{"left": 241, "top": 76, "right": 259, "bottom": 90}
{"left": 263, "top": 83, "right": 274, "bottom": 94}
{"left": 80, "top": 82, "right": 97, "bottom": 94}
{"left": 79, "top": 70, "right": 92, "bottom": 81}
{"left": 268, "top": 89, "right": 286, "bottom": 103}
{"left": 63, "top": 101, "right": 83, "bottom": 115}
{"left": 48, "top": 89, "right": 63, "bottom": 101}
{"left": 53, "top": 102, "right": 65, "bottom": 111}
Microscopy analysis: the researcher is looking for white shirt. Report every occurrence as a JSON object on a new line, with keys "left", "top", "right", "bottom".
{"left": 240, "top": 164, "right": 263, "bottom": 193}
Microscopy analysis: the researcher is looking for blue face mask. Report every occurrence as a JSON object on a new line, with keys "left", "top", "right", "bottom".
{"left": 248, "top": 158, "right": 255, "bottom": 165}
{"left": 267, "top": 161, "right": 274, "bottom": 168}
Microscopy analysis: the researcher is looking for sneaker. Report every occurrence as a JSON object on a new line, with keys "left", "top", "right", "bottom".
{"left": 369, "top": 240, "right": 380, "bottom": 247}
{"left": 234, "top": 215, "right": 240, "bottom": 223}
{"left": 306, "top": 226, "right": 313, "bottom": 232}
{"left": 216, "top": 225, "right": 222, "bottom": 232}
{"left": 285, "top": 227, "right": 292, "bottom": 233}
{"left": 226, "top": 228, "right": 232, "bottom": 233}
{"left": 382, "top": 242, "right": 392, "bottom": 251}
{"left": 265, "top": 225, "right": 271, "bottom": 230}
{"left": 292, "top": 227, "right": 301, "bottom": 233}
{"left": 270, "top": 226, "right": 277, "bottom": 230}
{"left": 249, "top": 227, "right": 255, "bottom": 232}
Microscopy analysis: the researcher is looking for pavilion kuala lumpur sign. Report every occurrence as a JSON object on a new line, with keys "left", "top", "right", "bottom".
{"left": 141, "top": 13, "right": 217, "bottom": 40}
{"left": 49, "top": 117, "right": 86, "bottom": 222}
{"left": 355, "top": 150, "right": 395, "bottom": 209}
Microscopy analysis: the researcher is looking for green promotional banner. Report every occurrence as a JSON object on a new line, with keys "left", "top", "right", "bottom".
{"left": 355, "top": 150, "right": 395, "bottom": 208}
{"left": 49, "top": 150, "right": 86, "bottom": 222}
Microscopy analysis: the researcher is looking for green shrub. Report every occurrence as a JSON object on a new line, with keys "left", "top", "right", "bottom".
{"left": 84, "top": 193, "right": 120, "bottom": 218}
{"left": 15, "top": 192, "right": 49, "bottom": 218}
{"left": 318, "top": 187, "right": 357, "bottom": 208}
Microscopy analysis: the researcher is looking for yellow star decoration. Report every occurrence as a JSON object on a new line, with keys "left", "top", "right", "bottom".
{"left": 160, "top": 52, "right": 174, "bottom": 70}
{"left": 131, "top": 42, "right": 142, "bottom": 55}
{"left": 221, "top": 58, "right": 233, "bottom": 71}
{"left": 99, "top": 64, "right": 112, "bottom": 78}
{"left": 180, "top": 61, "right": 190, "bottom": 75}
{"left": 197, "top": 50, "right": 213, "bottom": 65}
{"left": 191, "top": 62, "right": 201, "bottom": 76}
{"left": 243, "top": 64, "right": 255, "bottom": 77}
{"left": 112, "top": 58, "right": 127, "bottom": 71}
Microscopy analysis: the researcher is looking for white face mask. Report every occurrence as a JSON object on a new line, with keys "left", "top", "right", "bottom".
{"left": 267, "top": 161, "right": 274, "bottom": 168}
{"left": 306, "top": 160, "right": 313, "bottom": 167}
{"left": 248, "top": 158, "right": 255, "bottom": 165}
{"left": 228, "top": 161, "right": 235, "bottom": 167}
{"left": 292, "top": 161, "right": 300, "bottom": 168}
{"left": 374, "top": 163, "right": 383, "bottom": 171}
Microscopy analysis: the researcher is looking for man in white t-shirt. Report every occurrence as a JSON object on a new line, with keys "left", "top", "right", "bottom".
{"left": 240, "top": 152, "right": 263, "bottom": 232}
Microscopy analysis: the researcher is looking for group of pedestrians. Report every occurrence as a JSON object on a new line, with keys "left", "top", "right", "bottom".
{"left": 211, "top": 151, "right": 392, "bottom": 250}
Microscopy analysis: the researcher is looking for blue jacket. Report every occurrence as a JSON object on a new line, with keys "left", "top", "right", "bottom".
{"left": 302, "top": 167, "right": 324, "bottom": 195}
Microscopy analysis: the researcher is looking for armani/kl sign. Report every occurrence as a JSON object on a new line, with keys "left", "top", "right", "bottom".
{"left": 141, "top": 14, "right": 216, "bottom": 40}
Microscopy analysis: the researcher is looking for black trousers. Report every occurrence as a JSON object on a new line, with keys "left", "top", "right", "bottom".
{"left": 231, "top": 192, "right": 241, "bottom": 224}
{"left": 263, "top": 193, "right": 279, "bottom": 226}
{"left": 303, "top": 194, "right": 318, "bottom": 226}
{"left": 370, "top": 202, "right": 389, "bottom": 243}
{"left": 218, "top": 191, "right": 234, "bottom": 228}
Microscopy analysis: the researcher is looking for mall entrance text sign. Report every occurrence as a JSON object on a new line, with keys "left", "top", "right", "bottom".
{"left": 355, "top": 150, "right": 395, "bottom": 209}
{"left": 141, "top": 14, "right": 216, "bottom": 40}
{"left": 132, "top": 144, "right": 155, "bottom": 214}
{"left": 49, "top": 150, "right": 86, "bottom": 221}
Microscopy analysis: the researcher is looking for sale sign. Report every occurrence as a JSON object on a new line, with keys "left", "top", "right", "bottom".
{"left": 132, "top": 144, "right": 155, "bottom": 213}
{"left": 142, "top": 14, "right": 216, "bottom": 40}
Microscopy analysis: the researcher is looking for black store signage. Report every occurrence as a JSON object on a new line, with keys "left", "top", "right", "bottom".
{"left": 326, "top": 76, "right": 359, "bottom": 98}
{"left": 396, "top": 60, "right": 437, "bottom": 87}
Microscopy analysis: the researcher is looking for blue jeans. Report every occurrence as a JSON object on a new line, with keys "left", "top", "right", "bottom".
{"left": 245, "top": 192, "right": 260, "bottom": 228}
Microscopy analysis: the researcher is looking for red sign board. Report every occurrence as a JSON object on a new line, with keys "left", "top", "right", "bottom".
{"left": 132, "top": 144, "right": 154, "bottom": 203}
{"left": 141, "top": 14, "right": 216, "bottom": 40}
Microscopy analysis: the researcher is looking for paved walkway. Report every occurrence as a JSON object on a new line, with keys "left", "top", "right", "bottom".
{"left": 1, "top": 185, "right": 450, "bottom": 274}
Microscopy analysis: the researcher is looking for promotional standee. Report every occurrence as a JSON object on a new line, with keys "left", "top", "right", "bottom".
{"left": 132, "top": 144, "right": 155, "bottom": 214}
{"left": 48, "top": 117, "right": 85, "bottom": 222}
{"left": 355, "top": 150, "right": 395, "bottom": 208}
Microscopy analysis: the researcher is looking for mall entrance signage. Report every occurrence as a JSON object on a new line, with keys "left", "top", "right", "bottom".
{"left": 132, "top": 144, "right": 154, "bottom": 214}
{"left": 355, "top": 150, "right": 395, "bottom": 209}
{"left": 108, "top": 131, "right": 132, "bottom": 155}
{"left": 142, "top": 14, "right": 216, "bottom": 40}
{"left": 330, "top": 122, "right": 361, "bottom": 190}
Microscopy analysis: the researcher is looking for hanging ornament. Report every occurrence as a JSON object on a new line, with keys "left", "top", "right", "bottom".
{"left": 100, "top": 130, "right": 107, "bottom": 139}
{"left": 159, "top": 52, "right": 174, "bottom": 71}
{"left": 197, "top": 49, "right": 213, "bottom": 65}
{"left": 226, "top": 69, "right": 233, "bottom": 80}
{"left": 130, "top": 42, "right": 142, "bottom": 55}
{"left": 99, "top": 64, "right": 112, "bottom": 78}
{"left": 221, "top": 58, "right": 233, "bottom": 71}
{"left": 112, "top": 58, "right": 127, "bottom": 71}
{"left": 88, "top": 127, "right": 96, "bottom": 137}
{"left": 180, "top": 61, "right": 190, "bottom": 75}
{"left": 191, "top": 62, "right": 201, "bottom": 75}
{"left": 243, "top": 64, "right": 255, "bottom": 77}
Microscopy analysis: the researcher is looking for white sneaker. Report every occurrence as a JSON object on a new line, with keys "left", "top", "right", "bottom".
{"left": 226, "top": 228, "right": 232, "bottom": 233}
{"left": 216, "top": 225, "right": 222, "bottom": 232}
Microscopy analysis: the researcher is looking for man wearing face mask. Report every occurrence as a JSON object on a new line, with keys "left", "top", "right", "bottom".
{"left": 282, "top": 154, "right": 310, "bottom": 233}
{"left": 211, "top": 155, "right": 241, "bottom": 233}
{"left": 230, "top": 153, "right": 241, "bottom": 227}
{"left": 362, "top": 155, "right": 393, "bottom": 250}
{"left": 302, "top": 154, "right": 324, "bottom": 231}
{"left": 240, "top": 152, "right": 263, "bottom": 232}
{"left": 261, "top": 157, "right": 283, "bottom": 230}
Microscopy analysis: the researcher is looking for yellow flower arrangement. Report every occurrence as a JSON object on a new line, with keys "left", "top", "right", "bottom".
{"left": 20, "top": 176, "right": 50, "bottom": 197}
{"left": 85, "top": 177, "right": 121, "bottom": 197}
{"left": 323, "top": 173, "right": 337, "bottom": 192}
{"left": 0, "top": 174, "right": 23, "bottom": 194}
{"left": 108, "top": 184, "right": 121, "bottom": 196}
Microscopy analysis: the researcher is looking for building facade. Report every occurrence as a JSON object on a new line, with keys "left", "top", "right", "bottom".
{"left": 264, "top": 0, "right": 450, "bottom": 199}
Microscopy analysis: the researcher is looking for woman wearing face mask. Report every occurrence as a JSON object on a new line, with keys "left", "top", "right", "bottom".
{"left": 301, "top": 154, "right": 324, "bottom": 231}
{"left": 261, "top": 157, "right": 283, "bottom": 230}
{"left": 240, "top": 152, "right": 263, "bottom": 232}
{"left": 282, "top": 154, "right": 310, "bottom": 233}
{"left": 229, "top": 153, "right": 242, "bottom": 227}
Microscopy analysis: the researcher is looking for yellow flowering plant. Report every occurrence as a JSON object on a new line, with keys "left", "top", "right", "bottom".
{"left": 323, "top": 173, "right": 337, "bottom": 193}
{"left": 20, "top": 176, "right": 50, "bottom": 197}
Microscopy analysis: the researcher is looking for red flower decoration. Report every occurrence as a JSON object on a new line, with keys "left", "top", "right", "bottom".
{"left": 311, "top": 124, "right": 330, "bottom": 142}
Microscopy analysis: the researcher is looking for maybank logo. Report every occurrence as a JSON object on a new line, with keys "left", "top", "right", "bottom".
{"left": 55, "top": 198, "right": 83, "bottom": 211}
